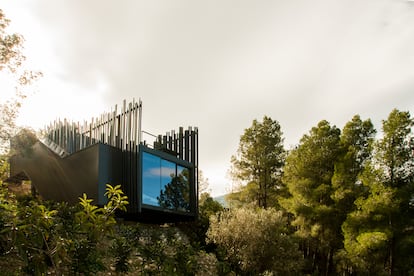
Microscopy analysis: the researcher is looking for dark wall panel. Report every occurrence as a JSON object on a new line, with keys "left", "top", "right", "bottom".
{"left": 97, "top": 144, "right": 123, "bottom": 205}
{"left": 10, "top": 142, "right": 100, "bottom": 204}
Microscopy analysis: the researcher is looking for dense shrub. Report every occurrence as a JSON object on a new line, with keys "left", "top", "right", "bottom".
{"left": 207, "top": 206, "right": 303, "bottom": 275}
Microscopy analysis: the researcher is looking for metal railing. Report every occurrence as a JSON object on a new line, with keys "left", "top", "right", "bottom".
{"left": 45, "top": 99, "right": 142, "bottom": 154}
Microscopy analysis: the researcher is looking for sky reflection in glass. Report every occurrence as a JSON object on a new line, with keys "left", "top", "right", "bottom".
{"left": 142, "top": 151, "right": 191, "bottom": 212}
{"left": 142, "top": 152, "right": 161, "bottom": 206}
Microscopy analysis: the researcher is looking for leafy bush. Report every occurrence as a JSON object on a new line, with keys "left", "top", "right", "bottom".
{"left": 1, "top": 180, "right": 220, "bottom": 275}
{"left": 0, "top": 183, "right": 129, "bottom": 274}
{"left": 207, "top": 206, "right": 303, "bottom": 275}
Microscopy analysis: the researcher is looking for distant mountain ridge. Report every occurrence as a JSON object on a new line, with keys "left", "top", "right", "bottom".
{"left": 213, "top": 194, "right": 228, "bottom": 208}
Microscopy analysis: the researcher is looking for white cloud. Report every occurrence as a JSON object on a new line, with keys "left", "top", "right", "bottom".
{"left": 144, "top": 166, "right": 175, "bottom": 178}
{"left": 2, "top": 0, "right": 414, "bottom": 196}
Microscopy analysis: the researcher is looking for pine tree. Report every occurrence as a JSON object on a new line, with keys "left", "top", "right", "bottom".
{"left": 229, "top": 116, "right": 285, "bottom": 208}
{"left": 341, "top": 109, "right": 414, "bottom": 275}
{"left": 281, "top": 120, "right": 341, "bottom": 275}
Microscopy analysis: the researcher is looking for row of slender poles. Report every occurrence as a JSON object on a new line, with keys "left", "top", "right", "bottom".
{"left": 45, "top": 99, "right": 142, "bottom": 154}
{"left": 42, "top": 98, "right": 199, "bottom": 214}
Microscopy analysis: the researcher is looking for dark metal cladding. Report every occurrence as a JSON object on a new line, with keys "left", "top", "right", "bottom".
{"left": 9, "top": 141, "right": 122, "bottom": 205}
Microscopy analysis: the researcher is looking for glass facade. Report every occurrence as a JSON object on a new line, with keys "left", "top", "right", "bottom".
{"left": 141, "top": 151, "right": 192, "bottom": 212}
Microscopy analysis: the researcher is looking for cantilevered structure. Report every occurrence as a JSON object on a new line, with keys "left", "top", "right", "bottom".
{"left": 8, "top": 99, "right": 198, "bottom": 222}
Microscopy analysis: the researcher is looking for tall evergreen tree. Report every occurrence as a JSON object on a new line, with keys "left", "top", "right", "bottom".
{"left": 377, "top": 109, "right": 414, "bottom": 274}
{"left": 341, "top": 109, "right": 414, "bottom": 275}
{"left": 281, "top": 120, "right": 341, "bottom": 275}
{"left": 332, "top": 116, "right": 376, "bottom": 223}
{"left": 229, "top": 116, "right": 285, "bottom": 208}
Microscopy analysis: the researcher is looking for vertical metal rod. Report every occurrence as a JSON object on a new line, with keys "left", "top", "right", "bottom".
{"left": 138, "top": 99, "right": 142, "bottom": 145}
{"left": 44, "top": 100, "right": 150, "bottom": 156}
{"left": 185, "top": 129, "right": 190, "bottom": 162}
{"left": 179, "top": 127, "right": 184, "bottom": 159}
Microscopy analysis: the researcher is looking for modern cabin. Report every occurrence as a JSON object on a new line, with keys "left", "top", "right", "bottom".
{"left": 7, "top": 100, "right": 199, "bottom": 222}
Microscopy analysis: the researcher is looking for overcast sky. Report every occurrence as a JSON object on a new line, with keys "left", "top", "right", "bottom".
{"left": 2, "top": 0, "right": 414, "bottom": 196}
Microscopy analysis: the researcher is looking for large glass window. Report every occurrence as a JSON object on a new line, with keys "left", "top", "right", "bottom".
{"left": 142, "top": 152, "right": 161, "bottom": 206}
{"left": 141, "top": 151, "right": 192, "bottom": 212}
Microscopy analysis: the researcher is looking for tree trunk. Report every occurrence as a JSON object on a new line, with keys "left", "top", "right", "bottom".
{"left": 388, "top": 236, "right": 394, "bottom": 275}
{"left": 325, "top": 248, "right": 333, "bottom": 276}
{"left": 263, "top": 168, "right": 267, "bottom": 208}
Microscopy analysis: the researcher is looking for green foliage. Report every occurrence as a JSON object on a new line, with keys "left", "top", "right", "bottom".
{"left": 0, "top": 181, "right": 222, "bottom": 275}
{"left": 226, "top": 181, "right": 258, "bottom": 208}
{"left": 281, "top": 120, "right": 341, "bottom": 274}
{"left": 0, "top": 158, "right": 9, "bottom": 180}
{"left": 207, "top": 206, "right": 303, "bottom": 275}
{"left": 332, "top": 115, "right": 375, "bottom": 208}
{"left": 340, "top": 109, "right": 414, "bottom": 275}
{"left": 0, "top": 183, "right": 129, "bottom": 274}
{"left": 230, "top": 116, "right": 286, "bottom": 208}
{"left": 76, "top": 184, "right": 128, "bottom": 233}
{"left": 69, "top": 184, "right": 128, "bottom": 274}
{"left": 158, "top": 170, "right": 190, "bottom": 212}
{"left": 0, "top": 176, "right": 17, "bottom": 257}
{"left": 112, "top": 223, "right": 218, "bottom": 275}
{"left": 0, "top": 9, "right": 24, "bottom": 73}
{"left": 110, "top": 225, "right": 135, "bottom": 273}
{"left": 14, "top": 199, "right": 59, "bottom": 274}
{"left": 182, "top": 192, "right": 223, "bottom": 247}
{"left": 199, "top": 192, "right": 223, "bottom": 218}
{"left": 0, "top": 9, "right": 42, "bottom": 154}
{"left": 339, "top": 164, "right": 396, "bottom": 274}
